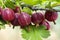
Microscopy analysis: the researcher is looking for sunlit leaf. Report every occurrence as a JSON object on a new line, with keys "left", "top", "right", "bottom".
{"left": 5, "top": 0, "right": 15, "bottom": 9}
{"left": 22, "top": 25, "right": 50, "bottom": 40}
{"left": 21, "top": 0, "right": 39, "bottom": 5}
{"left": 22, "top": 7, "right": 32, "bottom": 15}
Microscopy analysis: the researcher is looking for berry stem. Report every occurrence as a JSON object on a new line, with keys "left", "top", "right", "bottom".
{"left": 18, "top": 7, "right": 21, "bottom": 13}
{"left": 53, "top": 20, "right": 56, "bottom": 24}
{"left": 36, "top": 24, "right": 39, "bottom": 28}
{"left": 13, "top": 26, "right": 15, "bottom": 29}
{"left": 28, "top": 26, "right": 30, "bottom": 31}
{"left": 6, "top": 21, "right": 12, "bottom": 27}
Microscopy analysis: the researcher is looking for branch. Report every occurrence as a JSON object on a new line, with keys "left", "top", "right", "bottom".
{"left": 21, "top": 4, "right": 60, "bottom": 12}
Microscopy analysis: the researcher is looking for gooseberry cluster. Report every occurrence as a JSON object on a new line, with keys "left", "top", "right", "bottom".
{"left": 0, "top": 6, "right": 58, "bottom": 30}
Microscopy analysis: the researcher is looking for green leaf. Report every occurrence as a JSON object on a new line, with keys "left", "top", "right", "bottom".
{"left": 14, "top": 0, "right": 21, "bottom": 6}
{"left": 0, "top": 0, "right": 6, "bottom": 8}
{"left": 40, "top": 30, "right": 50, "bottom": 38}
{"left": 0, "top": 25, "right": 5, "bottom": 29}
{"left": 51, "top": 1, "right": 58, "bottom": 7}
{"left": 0, "top": 19, "right": 6, "bottom": 25}
{"left": 0, "top": 18, "right": 6, "bottom": 29}
{"left": 22, "top": 7, "right": 32, "bottom": 15}
{"left": 44, "top": 1, "right": 52, "bottom": 8}
{"left": 22, "top": 25, "right": 50, "bottom": 40}
{"left": 21, "top": 0, "right": 38, "bottom": 5}
{"left": 51, "top": 0, "right": 60, "bottom": 2}
{"left": 5, "top": 0, "right": 15, "bottom": 9}
{"left": 0, "top": 0, "right": 2, "bottom": 6}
